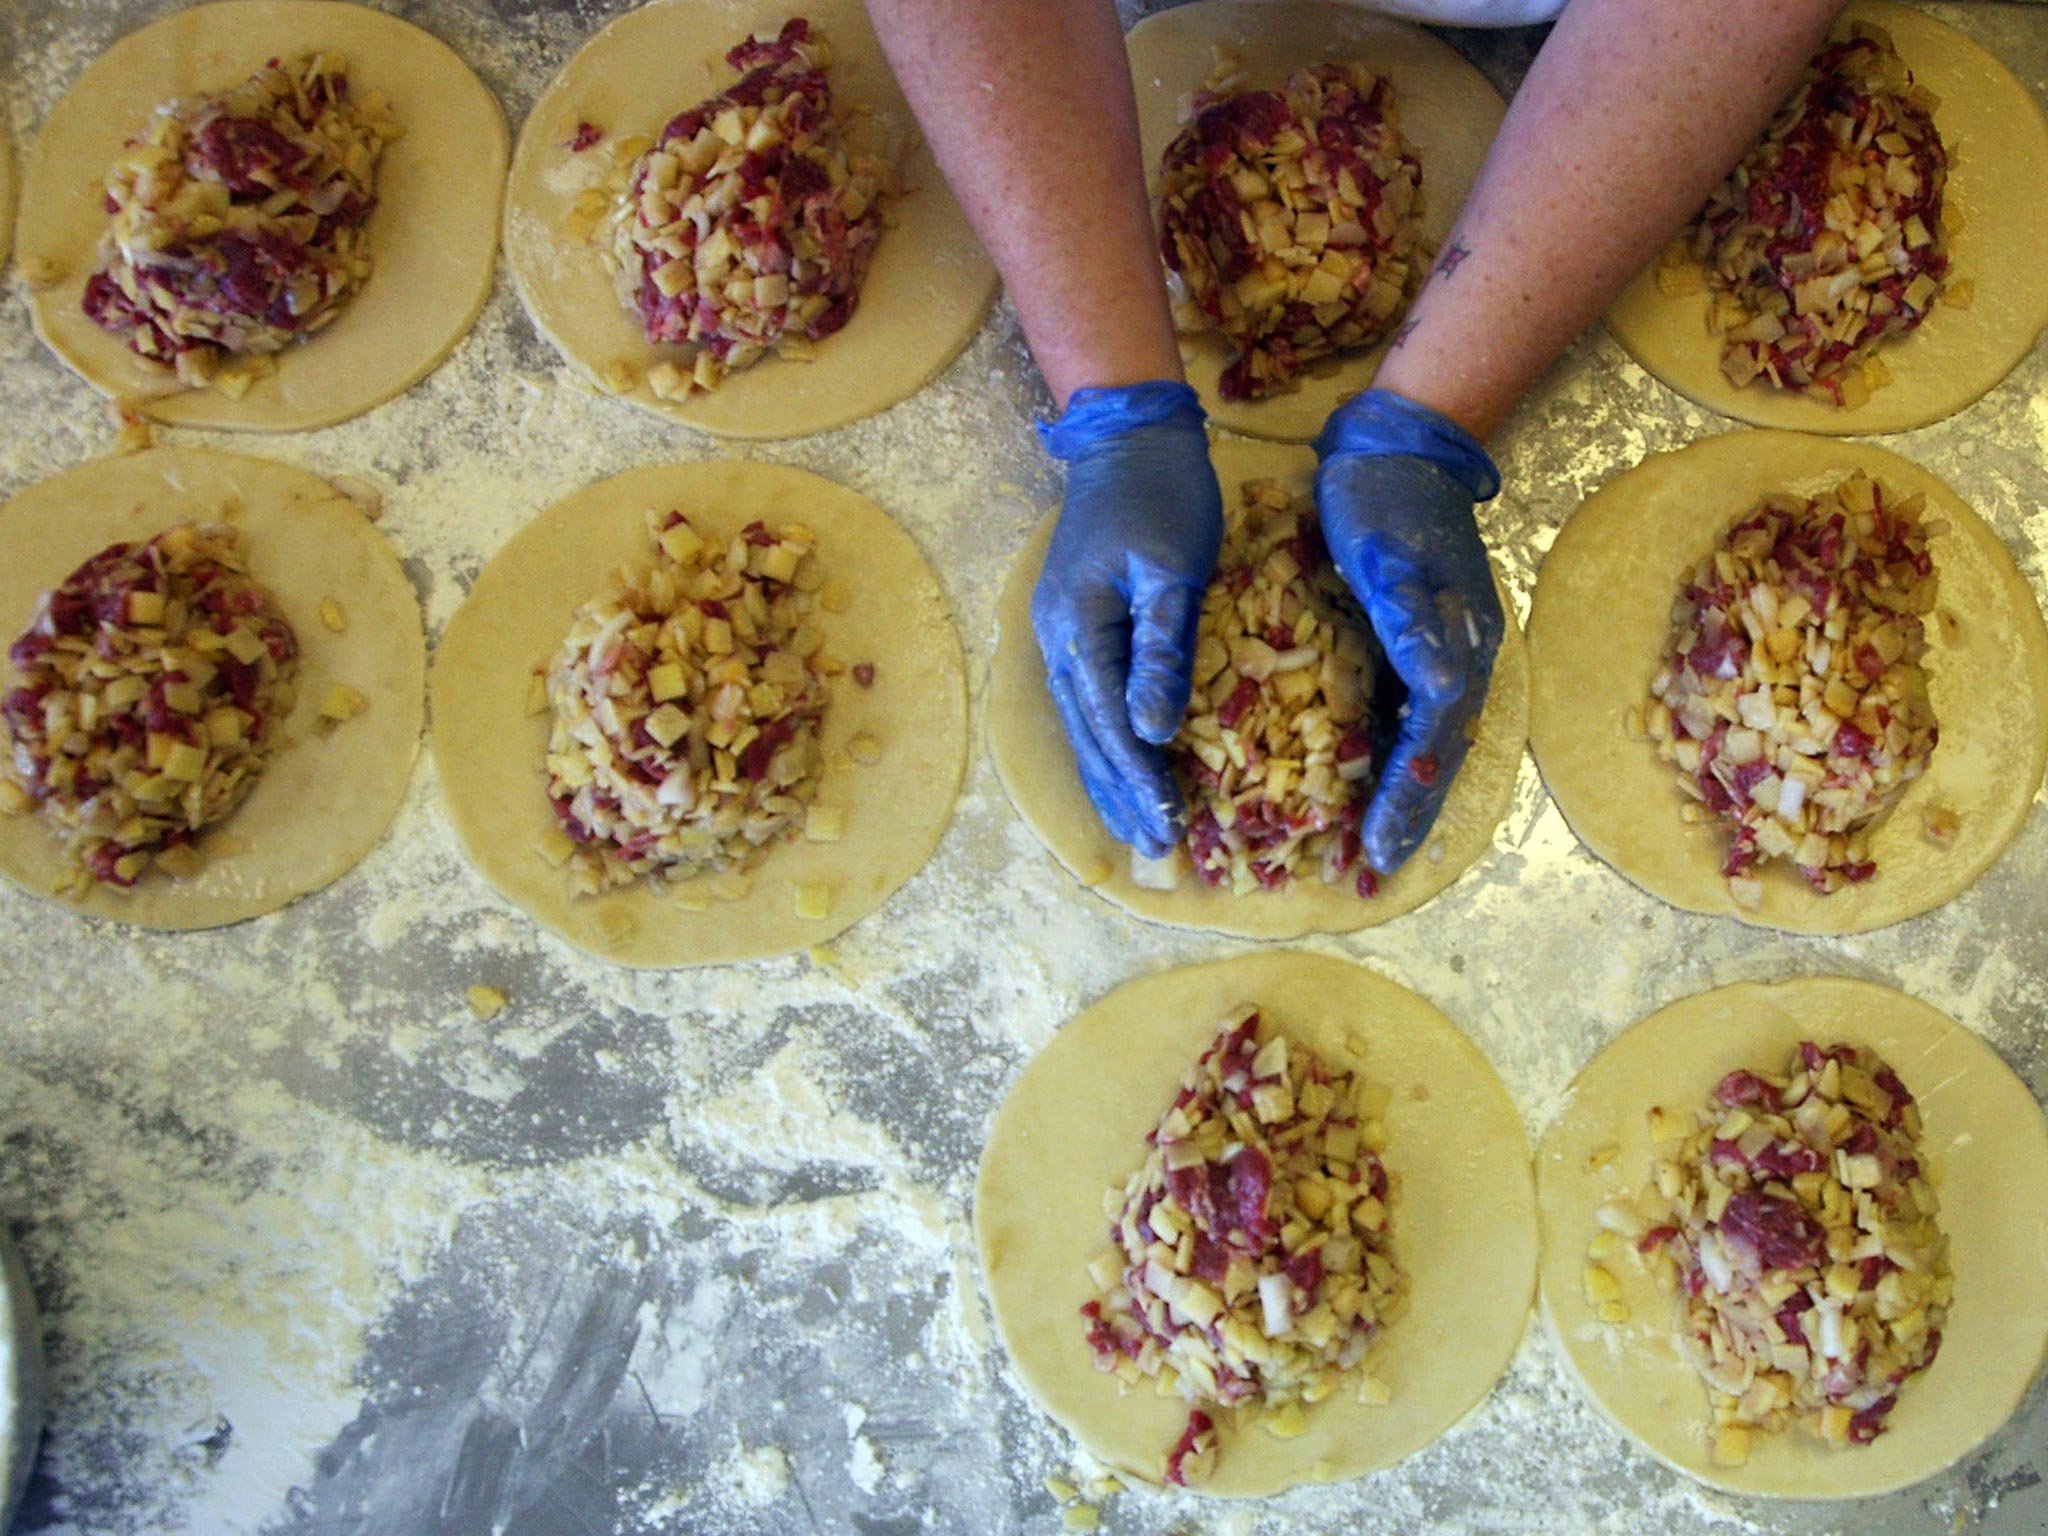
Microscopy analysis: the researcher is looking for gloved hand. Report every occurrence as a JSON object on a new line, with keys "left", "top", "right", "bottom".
{"left": 1315, "top": 388, "right": 1505, "bottom": 875}
{"left": 1033, "top": 382, "right": 1224, "bottom": 857}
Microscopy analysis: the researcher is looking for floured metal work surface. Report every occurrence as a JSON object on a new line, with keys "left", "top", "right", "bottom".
{"left": 0, "top": 1, "right": 2043, "bottom": 1532}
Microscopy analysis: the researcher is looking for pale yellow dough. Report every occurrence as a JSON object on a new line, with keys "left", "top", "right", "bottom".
{"left": 1129, "top": 0, "right": 1506, "bottom": 443}
{"left": 0, "top": 448, "right": 426, "bottom": 929}
{"left": 1606, "top": 0, "right": 2048, "bottom": 435}
{"left": 432, "top": 462, "right": 968, "bottom": 968}
{"left": 17, "top": 1, "right": 507, "bottom": 432}
{"left": 988, "top": 434, "right": 1528, "bottom": 940}
{"left": 1527, "top": 430, "right": 2048, "bottom": 934}
{"left": 977, "top": 950, "right": 1536, "bottom": 1497}
{"left": 1538, "top": 976, "right": 2048, "bottom": 1499}
{"left": 504, "top": 0, "right": 998, "bottom": 440}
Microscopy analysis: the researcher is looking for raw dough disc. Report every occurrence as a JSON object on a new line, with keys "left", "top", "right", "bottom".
{"left": 977, "top": 950, "right": 1537, "bottom": 1497}
{"left": 1128, "top": 0, "right": 1506, "bottom": 443}
{"left": 988, "top": 434, "right": 1528, "bottom": 939}
{"left": 1526, "top": 430, "right": 2048, "bottom": 934}
{"left": 1537, "top": 976, "right": 2048, "bottom": 1499}
{"left": 17, "top": 1, "right": 507, "bottom": 432}
{"left": 432, "top": 461, "right": 968, "bottom": 968}
{"left": 503, "top": 0, "right": 998, "bottom": 440}
{"left": 1605, "top": 0, "right": 2048, "bottom": 436}
{"left": 0, "top": 448, "right": 427, "bottom": 929}
{"left": 0, "top": 1228, "right": 44, "bottom": 1532}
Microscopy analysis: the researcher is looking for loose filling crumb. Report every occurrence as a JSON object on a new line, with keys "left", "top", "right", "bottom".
{"left": 1081, "top": 1004, "right": 1405, "bottom": 1486}
{"left": 1159, "top": 55, "right": 1426, "bottom": 401}
{"left": 83, "top": 53, "right": 400, "bottom": 391}
{"left": 2, "top": 523, "right": 300, "bottom": 890}
{"left": 1162, "top": 479, "right": 1380, "bottom": 897}
{"left": 538, "top": 511, "right": 847, "bottom": 895}
{"left": 1663, "top": 24, "right": 1954, "bottom": 407}
{"left": 1638, "top": 472, "right": 1939, "bottom": 906}
{"left": 584, "top": 18, "right": 893, "bottom": 397}
{"left": 1593, "top": 1041, "right": 1949, "bottom": 1467}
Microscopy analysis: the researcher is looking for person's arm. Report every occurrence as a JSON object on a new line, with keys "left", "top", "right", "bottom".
{"left": 1376, "top": 0, "right": 1844, "bottom": 438}
{"left": 867, "top": 0, "right": 1181, "bottom": 405}
{"left": 871, "top": 0, "right": 1221, "bottom": 856}
{"left": 1310, "top": 0, "right": 1842, "bottom": 869}
{"left": 864, "top": 0, "right": 1844, "bottom": 868}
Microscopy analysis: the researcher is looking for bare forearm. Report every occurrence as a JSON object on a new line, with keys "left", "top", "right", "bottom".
{"left": 868, "top": 0, "right": 1182, "bottom": 407}
{"left": 1376, "top": 0, "right": 1843, "bottom": 440}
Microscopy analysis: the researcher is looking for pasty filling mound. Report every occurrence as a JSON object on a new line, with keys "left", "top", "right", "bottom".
{"left": 1638, "top": 472, "right": 1939, "bottom": 906}
{"left": 591, "top": 19, "right": 893, "bottom": 397}
{"left": 1592, "top": 1040, "right": 1949, "bottom": 1466}
{"left": 3, "top": 524, "right": 300, "bottom": 889}
{"left": 1082, "top": 1004, "right": 1405, "bottom": 1485}
{"left": 540, "top": 510, "right": 856, "bottom": 895}
{"left": 1159, "top": 59, "right": 1426, "bottom": 401}
{"left": 1158, "top": 479, "right": 1382, "bottom": 899}
{"left": 1662, "top": 24, "right": 1953, "bottom": 407}
{"left": 84, "top": 53, "right": 400, "bottom": 391}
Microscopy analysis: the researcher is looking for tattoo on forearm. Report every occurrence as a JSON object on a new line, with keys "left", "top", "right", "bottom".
{"left": 1389, "top": 317, "right": 1419, "bottom": 350}
{"left": 1434, "top": 241, "right": 1471, "bottom": 279}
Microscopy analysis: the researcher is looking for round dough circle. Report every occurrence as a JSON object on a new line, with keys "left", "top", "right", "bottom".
{"left": 16, "top": 1, "right": 508, "bottom": 433}
{"left": 1537, "top": 976, "right": 2048, "bottom": 1499}
{"left": 503, "top": 0, "right": 999, "bottom": 441}
{"left": 976, "top": 950, "right": 1537, "bottom": 1497}
{"left": 1526, "top": 429, "right": 2048, "bottom": 934}
{"left": 1129, "top": 0, "right": 1506, "bottom": 443}
{"left": 989, "top": 434, "right": 1528, "bottom": 939}
{"left": 0, "top": 448, "right": 427, "bottom": 929}
{"left": 1605, "top": 0, "right": 2048, "bottom": 436}
{"left": 0, "top": 1228, "right": 44, "bottom": 1533}
{"left": 432, "top": 461, "right": 968, "bottom": 968}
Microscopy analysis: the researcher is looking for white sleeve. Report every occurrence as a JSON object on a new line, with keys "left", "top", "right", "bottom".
{"left": 1347, "top": 0, "right": 1565, "bottom": 24}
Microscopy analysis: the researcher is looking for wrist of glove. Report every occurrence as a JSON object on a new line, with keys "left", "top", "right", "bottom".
{"left": 1031, "top": 382, "right": 1223, "bottom": 858}
{"left": 1314, "top": 388, "right": 1505, "bottom": 874}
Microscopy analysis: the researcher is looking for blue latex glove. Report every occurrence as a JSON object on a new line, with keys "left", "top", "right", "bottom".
{"left": 1034, "top": 382, "right": 1224, "bottom": 858}
{"left": 1315, "top": 388, "right": 1504, "bottom": 874}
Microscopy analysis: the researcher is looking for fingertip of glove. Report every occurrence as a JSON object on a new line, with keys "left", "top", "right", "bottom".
{"left": 1361, "top": 816, "right": 1417, "bottom": 877}
{"left": 1133, "top": 770, "right": 1189, "bottom": 855}
{"left": 1361, "top": 777, "right": 1438, "bottom": 874}
{"left": 1126, "top": 686, "right": 1185, "bottom": 746}
{"left": 1078, "top": 745, "right": 1183, "bottom": 857}
{"left": 1079, "top": 773, "right": 1142, "bottom": 850}
{"left": 1131, "top": 830, "right": 1174, "bottom": 861}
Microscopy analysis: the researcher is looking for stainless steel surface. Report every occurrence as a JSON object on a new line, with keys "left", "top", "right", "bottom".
{"left": 0, "top": 2, "right": 2043, "bottom": 1533}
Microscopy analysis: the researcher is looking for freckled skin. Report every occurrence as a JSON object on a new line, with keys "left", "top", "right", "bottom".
{"left": 868, "top": 0, "right": 1842, "bottom": 430}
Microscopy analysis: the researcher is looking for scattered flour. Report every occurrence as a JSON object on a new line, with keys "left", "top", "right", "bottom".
{"left": 0, "top": 3, "right": 2039, "bottom": 1536}
{"left": 846, "top": 1429, "right": 884, "bottom": 1495}
{"left": 713, "top": 1441, "right": 790, "bottom": 1506}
